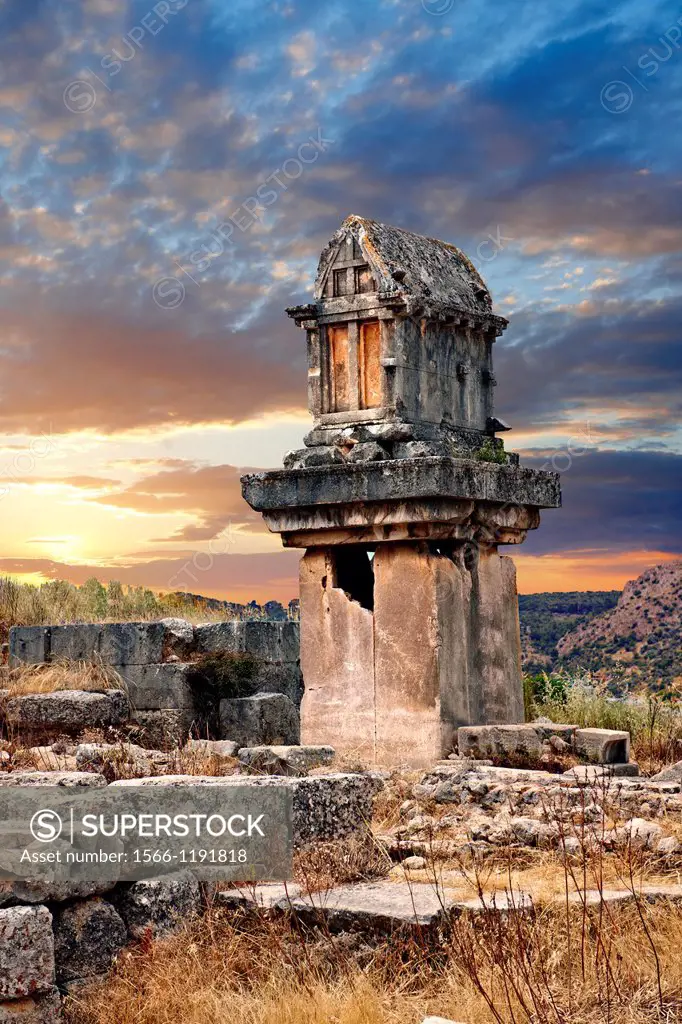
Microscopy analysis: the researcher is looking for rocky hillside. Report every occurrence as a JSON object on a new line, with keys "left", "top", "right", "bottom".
{"left": 519, "top": 591, "right": 620, "bottom": 672}
{"left": 556, "top": 562, "right": 682, "bottom": 692}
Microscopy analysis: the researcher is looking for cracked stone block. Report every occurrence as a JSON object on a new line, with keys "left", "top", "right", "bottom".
{"left": 8, "top": 628, "right": 51, "bottom": 667}
{"left": 99, "top": 620, "right": 194, "bottom": 665}
{"left": 283, "top": 447, "right": 344, "bottom": 469}
{"left": 220, "top": 693, "right": 299, "bottom": 747}
{"left": 113, "top": 871, "right": 200, "bottom": 939}
{"left": 288, "top": 881, "right": 456, "bottom": 938}
{"left": 114, "top": 663, "right": 198, "bottom": 710}
{"left": 4, "top": 691, "right": 130, "bottom": 733}
{"left": 48, "top": 625, "right": 103, "bottom": 664}
{"left": 457, "top": 725, "right": 544, "bottom": 760}
{"left": 53, "top": 899, "right": 127, "bottom": 984}
{"left": 52, "top": 621, "right": 194, "bottom": 666}
{"left": 0, "top": 906, "right": 55, "bottom": 1000}
{"left": 238, "top": 745, "right": 335, "bottom": 775}
{"left": 530, "top": 721, "right": 578, "bottom": 743}
{"left": 9, "top": 621, "right": 197, "bottom": 668}
{"left": 574, "top": 728, "right": 630, "bottom": 764}
{"left": 0, "top": 988, "right": 61, "bottom": 1024}
{"left": 111, "top": 773, "right": 376, "bottom": 846}
{"left": 194, "top": 621, "right": 299, "bottom": 663}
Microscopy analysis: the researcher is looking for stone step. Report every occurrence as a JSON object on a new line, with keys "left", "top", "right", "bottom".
{"left": 220, "top": 878, "right": 682, "bottom": 938}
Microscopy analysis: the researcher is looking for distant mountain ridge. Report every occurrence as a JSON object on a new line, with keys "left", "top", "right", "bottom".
{"left": 556, "top": 562, "right": 682, "bottom": 692}
{"left": 519, "top": 590, "right": 621, "bottom": 672}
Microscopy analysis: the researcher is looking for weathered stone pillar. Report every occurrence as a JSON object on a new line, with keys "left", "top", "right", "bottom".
{"left": 373, "top": 542, "right": 468, "bottom": 765}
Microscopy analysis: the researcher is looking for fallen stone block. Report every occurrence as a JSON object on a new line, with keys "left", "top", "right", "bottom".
{"left": 194, "top": 621, "right": 299, "bottom": 663}
{"left": 650, "top": 760, "right": 682, "bottom": 784}
{"left": 574, "top": 728, "right": 630, "bottom": 764}
{"left": 0, "top": 988, "right": 61, "bottom": 1024}
{"left": 13, "top": 880, "right": 116, "bottom": 906}
{"left": 457, "top": 725, "right": 543, "bottom": 760}
{"left": 0, "top": 906, "right": 55, "bottom": 1000}
{"left": 657, "top": 836, "right": 682, "bottom": 856}
{"left": 402, "top": 855, "right": 427, "bottom": 871}
{"left": 53, "top": 898, "right": 127, "bottom": 984}
{"left": 566, "top": 885, "right": 682, "bottom": 909}
{"left": 220, "top": 693, "right": 299, "bottom": 747}
{"left": 0, "top": 771, "right": 105, "bottom": 789}
{"left": 4, "top": 691, "right": 130, "bottom": 733}
{"left": 619, "top": 817, "right": 664, "bottom": 850}
{"left": 288, "top": 881, "right": 456, "bottom": 937}
{"left": 113, "top": 871, "right": 200, "bottom": 939}
{"left": 111, "top": 773, "right": 376, "bottom": 846}
{"left": 237, "top": 745, "right": 334, "bottom": 775}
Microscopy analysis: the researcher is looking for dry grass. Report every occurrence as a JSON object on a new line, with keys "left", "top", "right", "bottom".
{"left": 0, "top": 574, "right": 289, "bottom": 632}
{"left": 531, "top": 680, "right": 682, "bottom": 773}
{"left": 63, "top": 898, "right": 682, "bottom": 1024}
{"left": 0, "top": 659, "right": 124, "bottom": 696}
{"left": 294, "top": 835, "right": 392, "bottom": 892}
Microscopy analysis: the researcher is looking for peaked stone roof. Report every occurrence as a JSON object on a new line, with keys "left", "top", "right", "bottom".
{"left": 313, "top": 214, "right": 502, "bottom": 321}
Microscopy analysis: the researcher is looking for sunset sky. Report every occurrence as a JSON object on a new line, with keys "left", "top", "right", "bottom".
{"left": 0, "top": 0, "right": 680, "bottom": 603}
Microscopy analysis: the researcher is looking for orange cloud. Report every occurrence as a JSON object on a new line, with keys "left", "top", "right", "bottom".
{"left": 93, "top": 462, "right": 264, "bottom": 540}
{"left": 515, "top": 550, "right": 682, "bottom": 593}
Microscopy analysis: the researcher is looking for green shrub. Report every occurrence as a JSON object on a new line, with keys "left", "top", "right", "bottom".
{"left": 474, "top": 438, "right": 507, "bottom": 464}
{"left": 188, "top": 653, "right": 261, "bottom": 719}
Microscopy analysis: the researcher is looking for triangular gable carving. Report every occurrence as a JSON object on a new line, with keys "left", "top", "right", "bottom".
{"left": 314, "top": 220, "right": 384, "bottom": 301}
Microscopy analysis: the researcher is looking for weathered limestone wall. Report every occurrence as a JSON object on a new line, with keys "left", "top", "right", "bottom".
{"left": 297, "top": 541, "right": 525, "bottom": 767}
{"left": 7, "top": 620, "right": 303, "bottom": 747}
{"left": 0, "top": 769, "right": 376, "bottom": 1019}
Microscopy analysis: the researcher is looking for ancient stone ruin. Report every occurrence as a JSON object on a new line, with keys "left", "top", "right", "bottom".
{"left": 242, "top": 215, "right": 561, "bottom": 766}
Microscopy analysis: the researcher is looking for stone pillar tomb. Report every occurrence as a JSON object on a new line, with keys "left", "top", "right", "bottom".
{"left": 242, "top": 215, "right": 561, "bottom": 766}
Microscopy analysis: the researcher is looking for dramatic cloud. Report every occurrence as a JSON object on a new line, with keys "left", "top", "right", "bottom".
{"left": 94, "top": 461, "right": 265, "bottom": 539}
